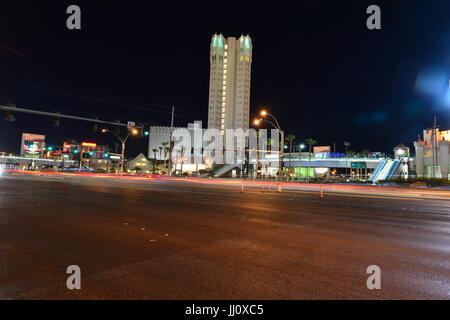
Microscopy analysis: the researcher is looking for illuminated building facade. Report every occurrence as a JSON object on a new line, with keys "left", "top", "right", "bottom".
{"left": 414, "top": 128, "right": 450, "bottom": 179}
{"left": 208, "top": 34, "right": 252, "bottom": 134}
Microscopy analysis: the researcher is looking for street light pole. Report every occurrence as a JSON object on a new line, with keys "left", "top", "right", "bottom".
{"left": 344, "top": 141, "right": 351, "bottom": 178}
{"left": 120, "top": 140, "right": 126, "bottom": 174}
{"left": 256, "top": 111, "right": 284, "bottom": 179}
{"left": 102, "top": 129, "right": 137, "bottom": 175}
{"left": 298, "top": 144, "right": 305, "bottom": 180}
{"left": 79, "top": 148, "right": 84, "bottom": 171}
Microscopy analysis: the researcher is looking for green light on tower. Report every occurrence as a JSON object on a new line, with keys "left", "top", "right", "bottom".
{"left": 245, "top": 37, "right": 250, "bottom": 49}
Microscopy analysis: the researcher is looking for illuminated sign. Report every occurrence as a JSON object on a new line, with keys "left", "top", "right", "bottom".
{"left": 314, "top": 146, "right": 331, "bottom": 154}
{"left": 351, "top": 162, "right": 367, "bottom": 169}
{"left": 21, "top": 133, "right": 46, "bottom": 158}
{"left": 81, "top": 142, "right": 97, "bottom": 147}
{"left": 314, "top": 146, "right": 331, "bottom": 159}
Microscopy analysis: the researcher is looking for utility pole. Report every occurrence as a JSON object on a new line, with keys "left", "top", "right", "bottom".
{"left": 344, "top": 141, "right": 351, "bottom": 178}
{"left": 79, "top": 148, "right": 84, "bottom": 171}
{"left": 169, "top": 106, "right": 175, "bottom": 176}
{"left": 333, "top": 141, "right": 336, "bottom": 179}
{"left": 102, "top": 129, "right": 137, "bottom": 175}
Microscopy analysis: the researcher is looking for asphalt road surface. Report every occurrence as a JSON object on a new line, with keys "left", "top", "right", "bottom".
{"left": 1, "top": 175, "right": 450, "bottom": 300}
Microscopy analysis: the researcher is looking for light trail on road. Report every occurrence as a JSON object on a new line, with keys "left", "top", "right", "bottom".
{"left": 2, "top": 170, "right": 450, "bottom": 201}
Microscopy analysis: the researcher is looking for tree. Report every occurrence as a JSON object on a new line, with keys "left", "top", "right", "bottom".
{"left": 176, "top": 146, "right": 186, "bottom": 175}
{"left": 347, "top": 150, "right": 357, "bottom": 158}
{"left": 158, "top": 147, "right": 163, "bottom": 170}
{"left": 361, "top": 149, "right": 370, "bottom": 158}
{"left": 152, "top": 148, "right": 158, "bottom": 172}
{"left": 305, "top": 138, "right": 317, "bottom": 182}
{"left": 254, "top": 130, "right": 264, "bottom": 178}
{"left": 161, "top": 142, "right": 169, "bottom": 173}
{"left": 285, "top": 134, "right": 296, "bottom": 177}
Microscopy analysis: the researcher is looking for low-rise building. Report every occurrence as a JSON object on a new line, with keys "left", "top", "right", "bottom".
{"left": 127, "top": 153, "right": 152, "bottom": 173}
{"left": 414, "top": 128, "right": 450, "bottom": 179}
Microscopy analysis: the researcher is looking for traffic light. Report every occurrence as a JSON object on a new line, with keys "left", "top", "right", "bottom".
{"left": 73, "top": 149, "right": 79, "bottom": 154}
{"left": 52, "top": 117, "right": 60, "bottom": 127}
{"left": 47, "top": 146, "right": 54, "bottom": 151}
{"left": 140, "top": 125, "right": 150, "bottom": 137}
{"left": 114, "top": 121, "right": 122, "bottom": 134}
{"left": 4, "top": 111, "right": 15, "bottom": 122}
{"left": 104, "top": 153, "right": 109, "bottom": 158}
{"left": 89, "top": 151, "right": 94, "bottom": 157}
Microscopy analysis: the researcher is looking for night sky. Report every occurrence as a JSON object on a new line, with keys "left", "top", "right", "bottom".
{"left": 1, "top": 0, "right": 450, "bottom": 157}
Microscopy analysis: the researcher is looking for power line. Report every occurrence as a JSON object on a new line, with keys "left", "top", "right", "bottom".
{"left": 0, "top": 71, "right": 204, "bottom": 124}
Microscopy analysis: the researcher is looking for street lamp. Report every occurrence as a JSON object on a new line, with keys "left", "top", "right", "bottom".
{"left": 102, "top": 128, "right": 138, "bottom": 175}
{"left": 255, "top": 110, "right": 285, "bottom": 178}
{"left": 298, "top": 143, "right": 305, "bottom": 179}
{"left": 344, "top": 141, "right": 351, "bottom": 178}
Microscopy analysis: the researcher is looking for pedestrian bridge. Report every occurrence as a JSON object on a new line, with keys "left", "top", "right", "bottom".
{"left": 279, "top": 156, "right": 383, "bottom": 169}
{"left": 0, "top": 155, "right": 76, "bottom": 168}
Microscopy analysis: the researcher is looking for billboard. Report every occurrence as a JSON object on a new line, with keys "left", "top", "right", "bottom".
{"left": 21, "top": 133, "right": 46, "bottom": 158}
{"left": 314, "top": 146, "right": 331, "bottom": 159}
{"left": 314, "top": 146, "right": 331, "bottom": 154}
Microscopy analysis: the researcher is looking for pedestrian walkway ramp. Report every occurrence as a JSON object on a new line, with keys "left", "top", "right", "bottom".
{"left": 369, "top": 159, "right": 401, "bottom": 183}
{"left": 213, "top": 164, "right": 240, "bottom": 177}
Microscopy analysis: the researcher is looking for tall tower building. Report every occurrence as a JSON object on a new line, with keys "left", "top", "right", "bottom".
{"left": 208, "top": 34, "right": 252, "bottom": 134}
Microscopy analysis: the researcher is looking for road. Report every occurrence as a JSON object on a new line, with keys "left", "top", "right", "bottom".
{"left": 0, "top": 174, "right": 450, "bottom": 299}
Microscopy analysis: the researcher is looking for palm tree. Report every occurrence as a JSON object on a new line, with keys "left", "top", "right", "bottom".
{"left": 161, "top": 142, "right": 169, "bottom": 173}
{"left": 158, "top": 147, "right": 163, "bottom": 170}
{"left": 305, "top": 138, "right": 317, "bottom": 182}
{"left": 176, "top": 146, "right": 186, "bottom": 175}
{"left": 285, "top": 134, "right": 296, "bottom": 177}
{"left": 254, "top": 130, "right": 264, "bottom": 179}
{"left": 152, "top": 148, "right": 158, "bottom": 172}
{"left": 266, "top": 138, "right": 276, "bottom": 178}
{"left": 347, "top": 150, "right": 357, "bottom": 158}
{"left": 361, "top": 149, "right": 370, "bottom": 158}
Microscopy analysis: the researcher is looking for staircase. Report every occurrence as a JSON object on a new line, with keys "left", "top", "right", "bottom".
{"left": 369, "top": 159, "right": 401, "bottom": 183}
{"left": 213, "top": 164, "right": 240, "bottom": 177}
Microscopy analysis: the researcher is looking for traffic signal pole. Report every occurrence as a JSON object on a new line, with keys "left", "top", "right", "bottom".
{"left": 0, "top": 105, "right": 129, "bottom": 127}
